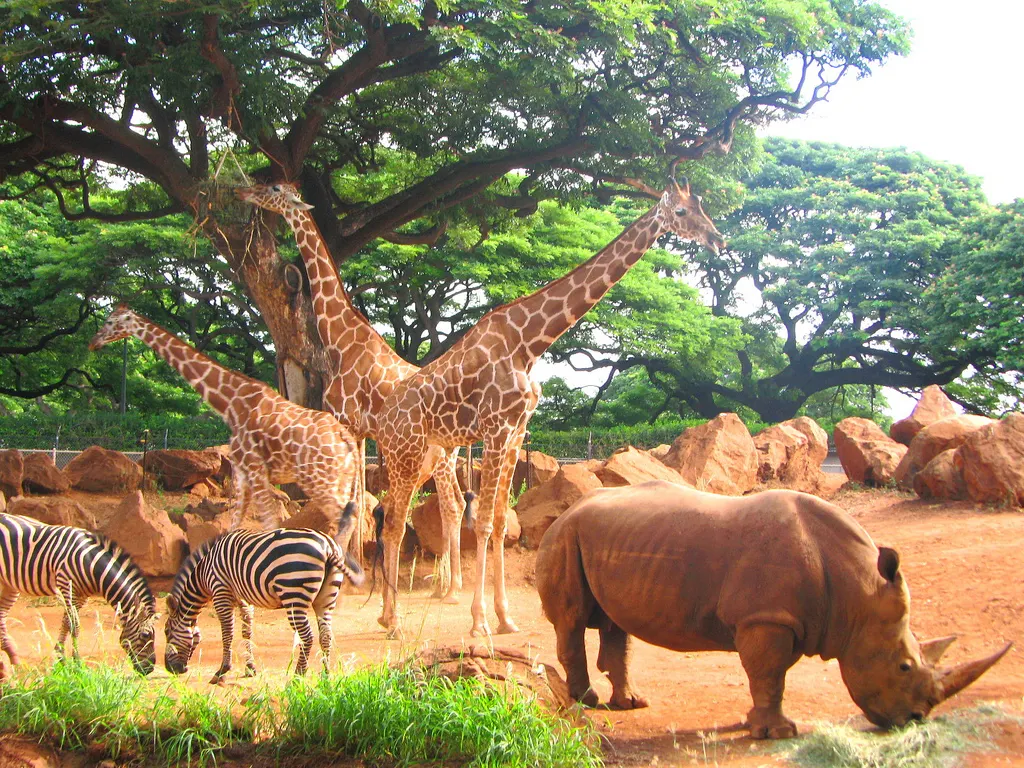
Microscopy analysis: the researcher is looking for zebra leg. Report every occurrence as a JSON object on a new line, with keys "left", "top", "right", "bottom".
{"left": 0, "top": 588, "right": 21, "bottom": 667}
{"left": 55, "top": 592, "right": 87, "bottom": 659}
{"left": 210, "top": 592, "right": 237, "bottom": 684}
{"left": 286, "top": 607, "right": 315, "bottom": 676}
{"left": 240, "top": 604, "right": 257, "bottom": 677}
{"left": 316, "top": 612, "right": 333, "bottom": 673}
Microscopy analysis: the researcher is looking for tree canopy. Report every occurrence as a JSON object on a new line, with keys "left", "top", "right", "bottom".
{"left": 0, "top": 0, "right": 910, "bottom": 408}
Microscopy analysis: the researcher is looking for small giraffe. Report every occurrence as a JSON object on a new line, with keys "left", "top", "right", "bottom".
{"left": 375, "top": 176, "right": 725, "bottom": 636}
{"left": 235, "top": 183, "right": 467, "bottom": 599}
{"left": 89, "top": 307, "right": 359, "bottom": 533}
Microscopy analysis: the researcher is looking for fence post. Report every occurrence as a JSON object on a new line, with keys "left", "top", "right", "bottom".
{"left": 587, "top": 431, "right": 593, "bottom": 460}
{"left": 139, "top": 429, "right": 150, "bottom": 489}
{"left": 164, "top": 428, "right": 169, "bottom": 449}
{"left": 524, "top": 431, "right": 532, "bottom": 489}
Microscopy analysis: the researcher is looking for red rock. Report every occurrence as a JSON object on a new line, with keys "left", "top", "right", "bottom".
{"left": 512, "top": 449, "right": 560, "bottom": 494}
{"left": 663, "top": 413, "right": 758, "bottom": 495}
{"left": 209, "top": 444, "right": 233, "bottom": 481}
{"left": 754, "top": 418, "right": 830, "bottom": 493}
{"left": 142, "top": 448, "right": 222, "bottom": 491}
{"left": 889, "top": 385, "right": 958, "bottom": 446}
{"left": 834, "top": 418, "right": 907, "bottom": 487}
{"left": 596, "top": 446, "right": 690, "bottom": 488}
{"left": 913, "top": 449, "right": 966, "bottom": 500}
{"left": 0, "top": 450, "right": 24, "bottom": 499}
{"left": 21, "top": 453, "right": 70, "bottom": 495}
{"left": 100, "top": 491, "right": 187, "bottom": 577}
{"left": 785, "top": 417, "right": 830, "bottom": 466}
{"left": 64, "top": 446, "right": 142, "bottom": 493}
{"left": 411, "top": 493, "right": 520, "bottom": 556}
{"left": 955, "top": 413, "right": 1024, "bottom": 506}
{"left": 7, "top": 496, "right": 97, "bottom": 530}
{"left": 648, "top": 444, "right": 672, "bottom": 463}
{"left": 515, "top": 464, "right": 603, "bottom": 548}
{"left": 894, "top": 414, "right": 994, "bottom": 489}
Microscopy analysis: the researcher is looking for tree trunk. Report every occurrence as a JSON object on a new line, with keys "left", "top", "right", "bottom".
{"left": 208, "top": 217, "right": 328, "bottom": 410}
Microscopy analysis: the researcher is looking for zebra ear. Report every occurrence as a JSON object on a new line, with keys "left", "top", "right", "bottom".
{"left": 166, "top": 595, "right": 178, "bottom": 613}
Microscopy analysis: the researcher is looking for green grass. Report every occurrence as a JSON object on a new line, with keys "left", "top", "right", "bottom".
{"left": 786, "top": 704, "right": 1014, "bottom": 768}
{"left": 0, "top": 659, "right": 601, "bottom": 767}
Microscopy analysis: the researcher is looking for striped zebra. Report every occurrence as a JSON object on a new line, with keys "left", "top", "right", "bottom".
{"left": 164, "top": 503, "right": 365, "bottom": 682}
{"left": 0, "top": 513, "right": 158, "bottom": 676}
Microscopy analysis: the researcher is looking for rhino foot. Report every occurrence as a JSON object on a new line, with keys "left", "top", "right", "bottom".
{"left": 746, "top": 709, "right": 797, "bottom": 740}
{"left": 575, "top": 688, "right": 599, "bottom": 708}
{"left": 608, "top": 691, "right": 650, "bottom": 710}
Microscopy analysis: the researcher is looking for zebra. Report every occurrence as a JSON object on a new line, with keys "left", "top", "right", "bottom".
{"left": 0, "top": 513, "right": 158, "bottom": 676}
{"left": 164, "top": 502, "right": 365, "bottom": 683}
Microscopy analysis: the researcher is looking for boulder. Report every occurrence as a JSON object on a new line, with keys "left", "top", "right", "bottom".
{"left": 64, "top": 446, "right": 142, "bottom": 493}
{"left": 365, "top": 461, "right": 389, "bottom": 496}
{"left": 181, "top": 497, "right": 233, "bottom": 550}
{"left": 21, "top": 453, "right": 70, "bottom": 495}
{"left": 142, "top": 448, "right": 222, "bottom": 491}
{"left": 955, "top": 413, "right": 1024, "bottom": 506}
{"left": 894, "top": 414, "right": 994, "bottom": 489}
{"left": 663, "top": 413, "right": 758, "bottom": 495}
{"left": 0, "top": 450, "right": 24, "bottom": 499}
{"left": 753, "top": 418, "right": 829, "bottom": 493}
{"left": 7, "top": 496, "right": 97, "bottom": 530}
{"left": 889, "top": 385, "right": 958, "bottom": 446}
{"left": 596, "top": 446, "right": 690, "bottom": 488}
{"left": 209, "top": 444, "right": 233, "bottom": 482}
{"left": 412, "top": 493, "right": 520, "bottom": 556}
{"left": 834, "top": 418, "right": 908, "bottom": 487}
{"left": 913, "top": 449, "right": 967, "bottom": 501}
{"left": 515, "top": 464, "right": 603, "bottom": 548}
{"left": 0, "top": 491, "right": 5, "bottom": 513}
{"left": 648, "top": 444, "right": 672, "bottom": 463}
{"left": 187, "top": 477, "right": 222, "bottom": 499}
{"left": 100, "top": 491, "right": 187, "bottom": 577}
{"left": 511, "top": 449, "right": 560, "bottom": 493}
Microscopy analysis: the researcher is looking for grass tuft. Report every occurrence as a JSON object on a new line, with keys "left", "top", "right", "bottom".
{"left": 787, "top": 705, "right": 1013, "bottom": 768}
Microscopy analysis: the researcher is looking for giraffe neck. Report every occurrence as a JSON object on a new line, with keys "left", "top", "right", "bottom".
{"left": 125, "top": 318, "right": 256, "bottom": 417}
{"left": 283, "top": 209, "right": 397, "bottom": 359}
{"left": 501, "top": 204, "right": 665, "bottom": 368}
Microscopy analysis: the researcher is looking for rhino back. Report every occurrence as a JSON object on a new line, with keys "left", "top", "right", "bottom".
{"left": 551, "top": 482, "right": 879, "bottom": 658}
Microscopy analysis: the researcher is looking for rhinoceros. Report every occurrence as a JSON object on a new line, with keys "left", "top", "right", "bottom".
{"left": 536, "top": 481, "right": 1011, "bottom": 738}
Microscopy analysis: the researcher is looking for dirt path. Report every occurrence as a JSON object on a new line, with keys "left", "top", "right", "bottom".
{"left": 4, "top": 489, "right": 1023, "bottom": 766}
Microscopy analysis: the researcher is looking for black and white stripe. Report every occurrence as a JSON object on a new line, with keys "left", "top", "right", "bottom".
{"left": 0, "top": 513, "right": 157, "bottom": 675}
{"left": 164, "top": 507, "right": 364, "bottom": 682}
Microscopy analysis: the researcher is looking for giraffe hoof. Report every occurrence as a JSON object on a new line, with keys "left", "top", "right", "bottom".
{"left": 441, "top": 593, "right": 460, "bottom": 605}
{"left": 470, "top": 622, "right": 491, "bottom": 638}
{"left": 496, "top": 620, "right": 519, "bottom": 635}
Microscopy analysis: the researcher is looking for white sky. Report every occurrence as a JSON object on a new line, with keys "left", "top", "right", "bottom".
{"left": 538, "top": 0, "right": 1023, "bottom": 420}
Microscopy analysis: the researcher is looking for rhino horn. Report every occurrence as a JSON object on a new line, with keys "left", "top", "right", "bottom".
{"left": 937, "top": 642, "right": 1012, "bottom": 701}
{"left": 920, "top": 635, "right": 958, "bottom": 666}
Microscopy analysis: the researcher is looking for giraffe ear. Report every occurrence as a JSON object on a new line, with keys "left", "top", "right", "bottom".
{"left": 677, "top": 175, "right": 690, "bottom": 193}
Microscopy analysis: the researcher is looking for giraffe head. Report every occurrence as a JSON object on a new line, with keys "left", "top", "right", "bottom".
{"left": 655, "top": 177, "right": 726, "bottom": 255}
{"left": 236, "top": 182, "right": 314, "bottom": 216}
{"left": 89, "top": 305, "right": 140, "bottom": 351}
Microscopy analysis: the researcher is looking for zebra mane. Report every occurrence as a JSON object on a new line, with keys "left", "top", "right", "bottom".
{"left": 169, "top": 532, "right": 222, "bottom": 600}
{"left": 86, "top": 530, "right": 156, "bottom": 613}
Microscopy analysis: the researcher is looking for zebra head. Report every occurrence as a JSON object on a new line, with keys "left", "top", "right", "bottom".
{"left": 163, "top": 594, "right": 201, "bottom": 675}
{"left": 115, "top": 597, "right": 158, "bottom": 675}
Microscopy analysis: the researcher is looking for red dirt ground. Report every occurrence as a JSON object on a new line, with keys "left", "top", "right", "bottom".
{"left": 4, "top": 488, "right": 1023, "bottom": 766}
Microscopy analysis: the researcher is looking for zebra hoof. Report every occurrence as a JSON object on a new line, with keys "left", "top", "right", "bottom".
{"left": 244, "top": 665, "right": 257, "bottom": 678}
{"left": 209, "top": 674, "right": 227, "bottom": 686}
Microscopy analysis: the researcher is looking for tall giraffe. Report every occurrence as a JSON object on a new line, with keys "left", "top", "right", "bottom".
{"left": 89, "top": 307, "right": 359, "bottom": 535}
{"left": 235, "top": 184, "right": 467, "bottom": 601}
{"left": 376, "top": 177, "right": 726, "bottom": 637}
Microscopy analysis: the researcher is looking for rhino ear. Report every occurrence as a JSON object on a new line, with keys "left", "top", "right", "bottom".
{"left": 877, "top": 547, "right": 901, "bottom": 583}
{"left": 920, "top": 635, "right": 958, "bottom": 666}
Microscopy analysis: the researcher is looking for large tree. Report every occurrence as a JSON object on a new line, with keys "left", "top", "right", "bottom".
{"left": 0, "top": 0, "right": 908, "bottom": 408}
{"left": 583, "top": 138, "right": 1004, "bottom": 421}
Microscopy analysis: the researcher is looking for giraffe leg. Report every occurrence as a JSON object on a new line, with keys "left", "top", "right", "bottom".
{"left": 0, "top": 588, "right": 21, "bottom": 669}
{"left": 469, "top": 433, "right": 517, "bottom": 638}
{"left": 240, "top": 605, "right": 257, "bottom": 677}
{"left": 490, "top": 421, "right": 528, "bottom": 635}
{"left": 287, "top": 606, "right": 315, "bottom": 675}
{"left": 210, "top": 591, "right": 237, "bottom": 684}
{"left": 228, "top": 440, "right": 251, "bottom": 528}
{"left": 435, "top": 449, "right": 464, "bottom": 603}
{"left": 378, "top": 475, "right": 419, "bottom": 638}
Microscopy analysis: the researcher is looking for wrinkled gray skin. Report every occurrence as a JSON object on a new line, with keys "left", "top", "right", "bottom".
{"left": 536, "top": 481, "right": 1011, "bottom": 739}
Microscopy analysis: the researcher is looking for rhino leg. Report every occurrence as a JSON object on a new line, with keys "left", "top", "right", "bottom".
{"left": 736, "top": 623, "right": 800, "bottom": 739}
{"left": 555, "top": 621, "right": 598, "bottom": 706}
{"left": 598, "top": 620, "right": 649, "bottom": 710}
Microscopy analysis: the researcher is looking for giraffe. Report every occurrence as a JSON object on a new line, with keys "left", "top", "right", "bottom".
{"left": 375, "top": 176, "right": 726, "bottom": 637}
{"left": 234, "top": 183, "right": 467, "bottom": 600}
{"left": 89, "top": 307, "right": 359, "bottom": 535}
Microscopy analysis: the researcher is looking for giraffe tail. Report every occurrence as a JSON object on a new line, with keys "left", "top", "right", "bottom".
{"left": 462, "top": 491, "right": 476, "bottom": 530}
{"left": 362, "top": 503, "right": 388, "bottom": 607}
